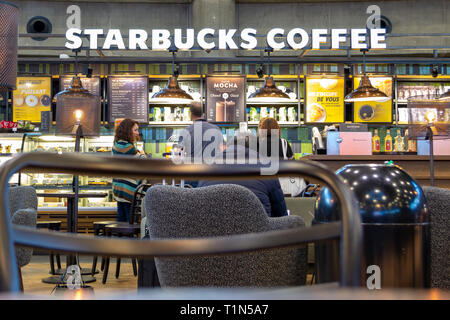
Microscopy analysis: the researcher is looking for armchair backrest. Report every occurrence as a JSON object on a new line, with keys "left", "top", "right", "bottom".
{"left": 422, "top": 186, "right": 450, "bottom": 289}
{"left": 8, "top": 186, "right": 37, "bottom": 268}
{"left": 8, "top": 186, "right": 37, "bottom": 216}
{"left": 146, "top": 184, "right": 307, "bottom": 287}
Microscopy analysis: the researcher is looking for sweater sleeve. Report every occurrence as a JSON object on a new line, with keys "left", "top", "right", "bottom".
{"left": 267, "top": 179, "right": 288, "bottom": 217}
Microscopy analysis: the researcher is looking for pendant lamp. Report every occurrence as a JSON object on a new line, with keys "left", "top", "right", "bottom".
{"left": 55, "top": 50, "right": 100, "bottom": 137}
{"left": 247, "top": 48, "right": 290, "bottom": 103}
{"left": 345, "top": 49, "right": 391, "bottom": 103}
{"left": 151, "top": 47, "right": 193, "bottom": 104}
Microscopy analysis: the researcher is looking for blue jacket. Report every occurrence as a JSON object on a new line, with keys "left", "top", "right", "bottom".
{"left": 197, "top": 178, "right": 288, "bottom": 217}
{"left": 197, "top": 145, "right": 288, "bottom": 217}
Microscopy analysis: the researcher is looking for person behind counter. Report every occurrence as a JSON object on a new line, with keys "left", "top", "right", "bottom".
{"left": 258, "top": 117, "right": 294, "bottom": 160}
{"left": 177, "top": 101, "right": 224, "bottom": 187}
{"left": 112, "top": 118, "right": 146, "bottom": 222}
{"left": 178, "top": 101, "right": 224, "bottom": 162}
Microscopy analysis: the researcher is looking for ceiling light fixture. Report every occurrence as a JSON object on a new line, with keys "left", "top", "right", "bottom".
{"left": 151, "top": 43, "right": 193, "bottom": 104}
{"left": 248, "top": 47, "right": 291, "bottom": 103}
{"left": 344, "top": 49, "right": 391, "bottom": 103}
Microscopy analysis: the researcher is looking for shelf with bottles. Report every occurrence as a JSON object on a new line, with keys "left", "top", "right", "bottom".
{"left": 370, "top": 127, "right": 417, "bottom": 154}
{"left": 396, "top": 81, "right": 450, "bottom": 104}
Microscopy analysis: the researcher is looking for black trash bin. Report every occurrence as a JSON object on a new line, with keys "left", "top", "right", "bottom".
{"left": 314, "top": 164, "right": 430, "bottom": 288}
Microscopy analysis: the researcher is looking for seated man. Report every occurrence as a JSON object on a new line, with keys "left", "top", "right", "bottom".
{"left": 197, "top": 134, "right": 288, "bottom": 217}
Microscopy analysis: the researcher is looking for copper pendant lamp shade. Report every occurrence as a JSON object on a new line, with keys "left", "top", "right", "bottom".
{"left": 247, "top": 76, "right": 290, "bottom": 102}
{"left": 151, "top": 76, "right": 194, "bottom": 103}
{"left": 345, "top": 49, "right": 390, "bottom": 103}
{"left": 55, "top": 75, "right": 101, "bottom": 136}
{"left": 344, "top": 75, "right": 391, "bottom": 102}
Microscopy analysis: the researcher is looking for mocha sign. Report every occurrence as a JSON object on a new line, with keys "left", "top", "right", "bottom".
{"left": 65, "top": 28, "right": 387, "bottom": 51}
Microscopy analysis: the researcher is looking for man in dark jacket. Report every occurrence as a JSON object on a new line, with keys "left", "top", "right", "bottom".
{"left": 197, "top": 135, "right": 288, "bottom": 217}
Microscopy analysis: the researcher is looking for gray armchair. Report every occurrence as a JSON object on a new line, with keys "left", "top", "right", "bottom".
{"left": 146, "top": 184, "right": 307, "bottom": 287}
{"left": 9, "top": 186, "right": 37, "bottom": 269}
{"left": 422, "top": 186, "right": 450, "bottom": 289}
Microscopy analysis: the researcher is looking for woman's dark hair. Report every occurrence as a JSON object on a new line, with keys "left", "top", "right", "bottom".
{"left": 258, "top": 117, "right": 280, "bottom": 136}
{"left": 114, "top": 118, "right": 139, "bottom": 143}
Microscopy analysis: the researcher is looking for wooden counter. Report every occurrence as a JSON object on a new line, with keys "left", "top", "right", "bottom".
{"left": 302, "top": 155, "right": 450, "bottom": 189}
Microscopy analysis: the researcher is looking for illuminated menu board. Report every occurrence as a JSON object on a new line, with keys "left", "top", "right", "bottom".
{"left": 108, "top": 76, "right": 148, "bottom": 123}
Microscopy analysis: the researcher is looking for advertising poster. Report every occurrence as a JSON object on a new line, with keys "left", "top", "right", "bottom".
{"left": 60, "top": 76, "right": 101, "bottom": 96}
{"left": 108, "top": 76, "right": 148, "bottom": 123}
{"left": 13, "top": 77, "right": 51, "bottom": 122}
{"left": 305, "top": 77, "right": 344, "bottom": 123}
{"left": 206, "top": 76, "right": 245, "bottom": 123}
{"left": 353, "top": 77, "right": 392, "bottom": 123}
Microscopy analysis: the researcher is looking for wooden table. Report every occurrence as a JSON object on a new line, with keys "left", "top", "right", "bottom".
{"left": 301, "top": 155, "right": 450, "bottom": 189}
{"left": 36, "top": 192, "right": 107, "bottom": 284}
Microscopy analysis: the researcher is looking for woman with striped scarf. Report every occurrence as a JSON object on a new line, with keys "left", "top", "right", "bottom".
{"left": 112, "top": 118, "right": 146, "bottom": 222}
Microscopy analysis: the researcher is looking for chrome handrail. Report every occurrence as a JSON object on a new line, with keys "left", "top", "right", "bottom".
{"left": 0, "top": 152, "right": 361, "bottom": 292}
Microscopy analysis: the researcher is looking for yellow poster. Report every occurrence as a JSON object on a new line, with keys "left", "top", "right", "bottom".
{"left": 306, "top": 77, "right": 344, "bottom": 123}
{"left": 13, "top": 77, "right": 51, "bottom": 122}
{"left": 353, "top": 77, "right": 392, "bottom": 123}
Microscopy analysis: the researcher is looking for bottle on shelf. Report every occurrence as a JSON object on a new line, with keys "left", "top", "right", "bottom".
{"left": 384, "top": 129, "right": 393, "bottom": 153}
{"left": 372, "top": 129, "right": 381, "bottom": 153}
{"left": 404, "top": 129, "right": 417, "bottom": 153}
{"left": 394, "top": 129, "right": 404, "bottom": 152}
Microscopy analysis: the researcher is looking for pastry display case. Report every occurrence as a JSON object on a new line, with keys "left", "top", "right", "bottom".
{"left": 19, "top": 133, "right": 118, "bottom": 209}
{"left": 0, "top": 133, "right": 25, "bottom": 185}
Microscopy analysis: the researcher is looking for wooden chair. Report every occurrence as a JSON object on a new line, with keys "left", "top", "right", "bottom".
{"left": 100, "top": 184, "right": 151, "bottom": 284}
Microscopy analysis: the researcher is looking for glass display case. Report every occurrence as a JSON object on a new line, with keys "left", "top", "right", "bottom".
{"left": 19, "top": 133, "right": 125, "bottom": 209}
{"left": 0, "top": 133, "right": 25, "bottom": 184}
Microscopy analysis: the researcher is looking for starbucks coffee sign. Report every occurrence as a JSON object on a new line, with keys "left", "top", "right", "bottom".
{"left": 65, "top": 28, "right": 387, "bottom": 51}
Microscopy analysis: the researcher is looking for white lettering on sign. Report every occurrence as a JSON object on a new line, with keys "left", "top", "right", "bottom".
{"left": 129, "top": 29, "right": 148, "bottom": 50}
{"left": 286, "top": 28, "right": 309, "bottom": 50}
{"left": 197, "top": 28, "right": 215, "bottom": 50}
{"left": 213, "top": 82, "right": 238, "bottom": 89}
{"left": 240, "top": 28, "right": 257, "bottom": 50}
{"left": 267, "top": 28, "right": 285, "bottom": 50}
{"left": 65, "top": 28, "right": 387, "bottom": 51}
{"left": 331, "top": 29, "right": 347, "bottom": 49}
{"left": 152, "top": 29, "right": 171, "bottom": 50}
{"left": 84, "top": 29, "right": 103, "bottom": 49}
{"left": 174, "top": 28, "right": 194, "bottom": 50}
{"left": 312, "top": 29, "right": 328, "bottom": 49}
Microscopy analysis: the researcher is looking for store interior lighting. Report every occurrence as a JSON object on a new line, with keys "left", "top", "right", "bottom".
{"left": 150, "top": 44, "right": 194, "bottom": 104}
{"left": 344, "top": 49, "right": 391, "bottom": 103}
{"left": 247, "top": 47, "right": 291, "bottom": 103}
